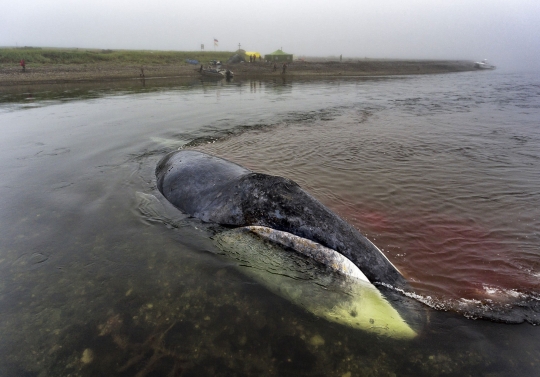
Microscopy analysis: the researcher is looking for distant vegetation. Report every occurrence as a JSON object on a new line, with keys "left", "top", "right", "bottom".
{"left": 0, "top": 47, "right": 234, "bottom": 66}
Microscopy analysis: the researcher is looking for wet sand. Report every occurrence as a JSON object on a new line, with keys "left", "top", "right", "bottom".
{"left": 0, "top": 59, "right": 477, "bottom": 86}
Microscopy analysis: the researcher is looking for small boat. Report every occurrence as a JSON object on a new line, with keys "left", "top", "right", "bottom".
{"left": 474, "top": 59, "right": 496, "bottom": 70}
{"left": 199, "top": 66, "right": 234, "bottom": 79}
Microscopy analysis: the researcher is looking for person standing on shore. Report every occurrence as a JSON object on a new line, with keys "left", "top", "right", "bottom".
{"left": 282, "top": 62, "right": 287, "bottom": 74}
{"left": 20, "top": 59, "right": 26, "bottom": 72}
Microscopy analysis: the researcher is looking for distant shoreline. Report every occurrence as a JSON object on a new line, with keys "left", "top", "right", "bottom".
{"left": 0, "top": 59, "right": 478, "bottom": 86}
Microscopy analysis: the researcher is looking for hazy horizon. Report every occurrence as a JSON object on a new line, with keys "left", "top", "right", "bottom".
{"left": 2, "top": 0, "right": 539, "bottom": 72}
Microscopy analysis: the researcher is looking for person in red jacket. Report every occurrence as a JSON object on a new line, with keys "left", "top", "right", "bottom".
{"left": 20, "top": 59, "right": 26, "bottom": 72}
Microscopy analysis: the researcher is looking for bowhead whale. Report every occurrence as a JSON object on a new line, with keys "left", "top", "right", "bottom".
{"left": 156, "top": 150, "right": 407, "bottom": 289}
{"left": 155, "top": 150, "right": 422, "bottom": 337}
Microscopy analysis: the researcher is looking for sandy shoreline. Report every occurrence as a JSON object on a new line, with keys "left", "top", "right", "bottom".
{"left": 0, "top": 60, "right": 477, "bottom": 86}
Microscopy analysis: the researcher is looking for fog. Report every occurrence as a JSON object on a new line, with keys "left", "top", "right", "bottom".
{"left": 2, "top": 0, "right": 539, "bottom": 71}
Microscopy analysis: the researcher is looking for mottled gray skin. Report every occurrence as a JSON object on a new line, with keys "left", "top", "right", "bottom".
{"left": 156, "top": 150, "right": 407, "bottom": 289}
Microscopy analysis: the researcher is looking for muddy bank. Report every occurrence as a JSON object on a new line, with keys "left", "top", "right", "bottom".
{"left": 0, "top": 59, "right": 477, "bottom": 86}
{"left": 237, "top": 59, "right": 477, "bottom": 77}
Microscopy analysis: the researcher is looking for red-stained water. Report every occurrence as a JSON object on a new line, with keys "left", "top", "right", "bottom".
{"left": 332, "top": 202, "right": 539, "bottom": 301}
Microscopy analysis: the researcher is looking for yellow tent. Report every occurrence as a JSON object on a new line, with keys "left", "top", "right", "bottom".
{"left": 244, "top": 51, "right": 261, "bottom": 59}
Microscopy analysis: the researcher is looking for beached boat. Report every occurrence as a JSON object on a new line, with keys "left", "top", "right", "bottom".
{"left": 474, "top": 59, "right": 496, "bottom": 70}
{"left": 199, "top": 67, "right": 234, "bottom": 79}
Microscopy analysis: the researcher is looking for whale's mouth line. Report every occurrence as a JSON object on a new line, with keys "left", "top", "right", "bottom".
{"left": 362, "top": 237, "right": 404, "bottom": 278}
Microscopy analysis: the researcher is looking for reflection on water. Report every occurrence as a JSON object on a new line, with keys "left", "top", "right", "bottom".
{"left": 0, "top": 73, "right": 539, "bottom": 376}
{"left": 0, "top": 77, "right": 221, "bottom": 111}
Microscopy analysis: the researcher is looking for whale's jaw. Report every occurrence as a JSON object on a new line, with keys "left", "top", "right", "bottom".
{"left": 214, "top": 226, "right": 417, "bottom": 339}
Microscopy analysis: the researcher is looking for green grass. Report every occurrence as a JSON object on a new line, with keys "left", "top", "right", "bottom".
{"left": 0, "top": 47, "right": 235, "bottom": 66}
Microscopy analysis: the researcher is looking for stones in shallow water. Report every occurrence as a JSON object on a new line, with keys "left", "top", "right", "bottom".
{"left": 80, "top": 348, "right": 94, "bottom": 364}
{"left": 272, "top": 335, "right": 317, "bottom": 375}
{"left": 309, "top": 334, "right": 325, "bottom": 347}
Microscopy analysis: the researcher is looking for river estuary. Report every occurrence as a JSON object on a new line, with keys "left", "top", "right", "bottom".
{"left": 0, "top": 70, "right": 539, "bottom": 376}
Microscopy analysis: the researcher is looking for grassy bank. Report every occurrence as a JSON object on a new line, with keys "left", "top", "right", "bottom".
{"left": 0, "top": 47, "right": 478, "bottom": 86}
{"left": 0, "top": 47, "right": 234, "bottom": 66}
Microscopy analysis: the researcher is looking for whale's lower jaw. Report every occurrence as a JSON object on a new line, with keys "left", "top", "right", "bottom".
{"left": 213, "top": 226, "right": 417, "bottom": 340}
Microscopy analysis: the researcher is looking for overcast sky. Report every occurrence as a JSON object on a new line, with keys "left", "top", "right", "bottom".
{"left": 2, "top": 0, "right": 539, "bottom": 71}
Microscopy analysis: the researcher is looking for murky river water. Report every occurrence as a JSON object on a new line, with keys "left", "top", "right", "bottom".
{"left": 0, "top": 72, "right": 539, "bottom": 376}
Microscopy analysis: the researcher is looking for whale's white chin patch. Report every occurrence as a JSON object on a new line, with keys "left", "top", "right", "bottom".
{"left": 213, "top": 226, "right": 417, "bottom": 339}
{"left": 244, "top": 225, "right": 370, "bottom": 282}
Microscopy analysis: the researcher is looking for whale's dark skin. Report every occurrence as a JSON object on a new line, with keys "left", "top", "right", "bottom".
{"left": 156, "top": 150, "right": 407, "bottom": 289}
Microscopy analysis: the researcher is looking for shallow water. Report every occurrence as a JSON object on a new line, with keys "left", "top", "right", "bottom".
{"left": 0, "top": 73, "right": 539, "bottom": 376}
